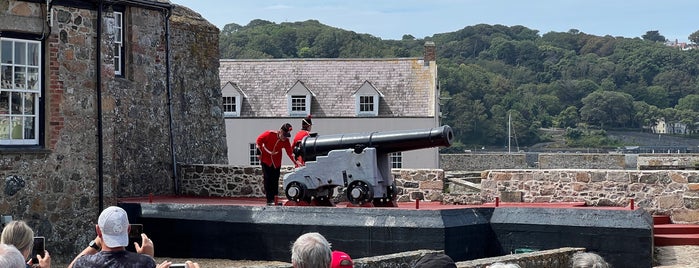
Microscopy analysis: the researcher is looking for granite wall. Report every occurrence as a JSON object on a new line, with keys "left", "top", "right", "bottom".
{"left": 0, "top": 1, "right": 226, "bottom": 263}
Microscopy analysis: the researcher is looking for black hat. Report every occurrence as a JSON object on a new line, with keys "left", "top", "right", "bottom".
{"left": 302, "top": 115, "right": 313, "bottom": 127}
{"left": 412, "top": 253, "right": 456, "bottom": 268}
{"left": 281, "top": 123, "right": 292, "bottom": 137}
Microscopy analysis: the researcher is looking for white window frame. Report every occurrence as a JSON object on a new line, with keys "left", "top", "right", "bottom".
{"left": 223, "top": 95, "right": 240, "bottom": 117}
{"left": 0, "top": 38, "right": 41, "bottom": 145}
{"left": 288, "top": 94, "right": 310, "bottom": 116}
{"left": 249, "top": 143, "right": 260, "bottom": 165}
{"left": 355, "top": 94, "right": 379, "bottom": 116}
{"left": 390, "top": 152, "right": 402, "bottom": 168}
{"left": 114, "top": 11, "right": 123, "bottom": 76}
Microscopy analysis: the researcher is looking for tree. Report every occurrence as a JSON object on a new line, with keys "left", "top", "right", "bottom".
{"left": 689, "top": 30, "right": 699, "bottom": 44}
{"left": 676, "top": 94, "right": 699, "bottom": 112}
{"left": 642, "top": 30, "right": 666, "bottom": 42}
{"left": 580, "top": 91, "right": 634, "bottom": 128}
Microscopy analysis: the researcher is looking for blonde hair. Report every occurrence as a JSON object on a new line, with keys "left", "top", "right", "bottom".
{"left": 0, "top": 221, "right": 34, "bottom": 258}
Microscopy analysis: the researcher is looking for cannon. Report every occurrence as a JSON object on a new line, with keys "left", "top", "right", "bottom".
{"left": 283, "top": 125, "right": 453, "bottom": 207}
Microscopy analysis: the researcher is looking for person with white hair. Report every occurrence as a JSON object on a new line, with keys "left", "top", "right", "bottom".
{"left": 0, "top": 243, "right": 26, "bottom": 268}
{"left": 291, "top": 232, "right": 332, "bottom": 268}
{"left": 571, "top": 252, "right": 610, "bottom": 268}
{"left": 488, "top": 262, "right": 521, "bottom": 268}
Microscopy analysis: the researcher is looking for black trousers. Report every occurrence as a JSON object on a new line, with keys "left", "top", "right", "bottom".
{"left": 261, "top": 162, "right": 280, "bottom": 203}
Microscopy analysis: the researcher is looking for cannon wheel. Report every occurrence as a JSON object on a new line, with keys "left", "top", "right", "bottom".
{"left": 347, "top": 180, "right": 373, "bottom": 205}
{"left": 285, "top": 181, "right": 308, "bottom": 202}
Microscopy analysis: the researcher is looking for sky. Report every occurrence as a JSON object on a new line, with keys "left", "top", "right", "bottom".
{"left": 169, "top": 0, "right": 697, "bottom": 43}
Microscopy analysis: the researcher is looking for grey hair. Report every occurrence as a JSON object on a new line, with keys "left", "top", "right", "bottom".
{"left": 488, "top": 262, "right": 521, "bottom": 268}
{"left": 0, "top": 243, "right": 26, "bottom": 268}
{"left": 571, "top": 252, "right": 610, "bottom": 268}
{"left": 291, "top": 232, "right": 332, "bottom": 268}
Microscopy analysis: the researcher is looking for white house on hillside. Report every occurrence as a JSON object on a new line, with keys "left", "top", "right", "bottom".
{"left": 219, "top": 42, "right": 443, "bottom": 168}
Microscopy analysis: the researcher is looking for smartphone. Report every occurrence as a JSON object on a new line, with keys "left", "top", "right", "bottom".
{"left": 30, "top": 236, "right": 45, "bottom": 264}
{"left": 128, "top": 224, "right": 143, "bottom": 240}
{"left": 170, "top": 264, "right": 186, "bottom": 268}
{"left": 125, "top": 224, "right": 144, "bottom": 252}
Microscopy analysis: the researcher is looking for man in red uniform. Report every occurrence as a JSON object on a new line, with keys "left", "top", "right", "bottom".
{"left": 292, "top": 115, "right": 313, "bottom": 167}
{"left": 256, "top": 123, "right": 296, "bottom": 205}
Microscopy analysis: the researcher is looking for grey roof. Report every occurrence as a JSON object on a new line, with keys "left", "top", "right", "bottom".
{"left": 219, "top": 58, "right": 438, "bottom": 118}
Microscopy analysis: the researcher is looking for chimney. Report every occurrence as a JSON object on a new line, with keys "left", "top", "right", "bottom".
{"left": 424, "top": 41, "right": 436, "bottom": 65}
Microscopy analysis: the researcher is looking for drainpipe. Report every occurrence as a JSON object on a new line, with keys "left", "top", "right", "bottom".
{"left": 96, "top": 0, "right": 105, "bottom": 212}
{"left": 163, "top": 7, "right": 178, "bottom": 194}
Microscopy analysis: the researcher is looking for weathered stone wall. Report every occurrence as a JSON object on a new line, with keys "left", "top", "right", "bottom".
{"left": 538, "top": 153, "right": 627, "bottom": 169}
{"left": 0, "top": 1, "right": 226, "bottom": 263}
{"left": 637, "top": 154, "right": 699, "bottom": 169}
{"left": 181, "top": 163, "right": 699, "bottom": 224}
{"left": 180, "top": 165, "right": 444, "bottom": 203}
{"left": 441, "top": 153, "right": 528, "bottom": 171}
{"left": 482, "top": 169, "right": 699, "bottom": 223}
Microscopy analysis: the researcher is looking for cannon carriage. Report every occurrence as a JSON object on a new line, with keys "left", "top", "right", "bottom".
{"left": 283, "top": 125, "right": 453, "bottom": 207}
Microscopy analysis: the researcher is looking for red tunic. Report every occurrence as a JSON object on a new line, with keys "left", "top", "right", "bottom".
{"left": 292, "top": 129, "right": 311, "bottom": 166}
{"left": 256, "top": 130, "right": 293, "bottom": 168}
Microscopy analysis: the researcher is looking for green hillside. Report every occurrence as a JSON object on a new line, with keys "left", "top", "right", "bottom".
{"left": 219, "top": 20, "right": 699, "bottom": 152}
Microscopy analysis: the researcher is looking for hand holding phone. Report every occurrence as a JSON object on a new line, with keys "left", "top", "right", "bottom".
{"left": 170, "top": 264, "right": 186, "bottom": 268}
{"left": 31, "top": 236, "right": 45, "bottom": 264}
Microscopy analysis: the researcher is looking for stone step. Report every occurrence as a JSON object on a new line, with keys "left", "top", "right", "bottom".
{"left": 654, "top": 234, "right": 699, "bottom": 246}
{"left": 653, "top": 215, "right": 672, "bottom": 225}
{"left": 654, "top": 224, "right": 699, "bottom": 235}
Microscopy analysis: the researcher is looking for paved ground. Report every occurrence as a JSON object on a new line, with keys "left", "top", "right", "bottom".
{"left": 654, "top": 246, "right": 699, "bottom": 268}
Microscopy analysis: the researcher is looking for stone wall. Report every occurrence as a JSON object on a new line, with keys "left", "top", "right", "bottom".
{"left": 179, "top": 165, "right": 445, "bottom": 203}
{"left": 180, "top": 163, "right": 699, "bottom": 224}
{"left": 482, "top": 169, "right": 699, "bottom": 223}
{"left": 0, "top": 1, "right": 226, "bottom": 263}
{"left": 441, "top": 153, "right": 528, "bottom": 171}
{"left": 538, "top": 153, "right": 627, "bottom": 169}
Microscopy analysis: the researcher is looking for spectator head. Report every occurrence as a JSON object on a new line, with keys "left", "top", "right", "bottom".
{"left": 571, "top": 252, "right": 610, "bottom": 268}
{"left": 291, "top": 232, "right": 332, "bottom": 268}
{"left": 412, "top": 252, "right": 456, "bottom": 268}
{"left": 98, "top": 206, "right": 130, "bottom": 248}
{"left": 0, "top": 243, "right": 26, "bottom": 268}
{"left": 0, "top": 220, "right": 34, "bottom": 258}
{"left": 331, "top": 250, "right": 353, "bottom": 268}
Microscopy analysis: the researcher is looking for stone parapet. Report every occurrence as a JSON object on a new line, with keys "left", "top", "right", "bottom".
{"left": 483, "top": 169, "right": 699, "bottom": 223}
{"left": 441, "top": 153, "right": 528, "bottom": 171}
{"left": 179, "top": 164, "right": 444, "bottom": 203}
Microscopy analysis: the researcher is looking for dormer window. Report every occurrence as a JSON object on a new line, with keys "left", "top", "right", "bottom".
{"left": 286, "top": 80, "right": 314, "bottom": 116}
{"left": 353, "top": 81, "right": 382, "bottom": 116}
{"left": 221, "top": 82, "right": 244, "bottom": 117}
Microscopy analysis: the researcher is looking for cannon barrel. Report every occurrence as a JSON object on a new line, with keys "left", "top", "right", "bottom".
{"left": 296, "top": 125, "right": 453, "bottom": 161}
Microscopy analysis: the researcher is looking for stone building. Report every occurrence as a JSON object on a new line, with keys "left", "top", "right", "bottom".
{"left": 0, "top": 0, "right": 226, "bottom": 262}
{"left": 219, "top": 42, "right": 443, "bottom": 169}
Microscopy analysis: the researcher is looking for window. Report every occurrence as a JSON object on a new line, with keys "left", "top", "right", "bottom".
{"left": 0, "top": 38, "right": 41, "bottom": 145}
{"left": 113, "top": 11, "right": 124, "bottom": 76}
{"left": 359, "top": 96, "right": 374, "bottom": 112}
{"left": 221, "top": 82, "right": 243, "bottom": 117}
{"left": 286, "top": 81, "right": 313, "bottom": 116}
{"left": 249, "top": 143, "right": 260, "bottom": 165}
{"left": 223, "top": 96, "right": 237, "bottom": 116}
{"left": 353, "top": 81, "right": 380, "bottom": 116}
{"left": 390, "top": 152, "right": 402, "bottom": 168}
{"left": 291, "top": 95, "right": 306, "bottom": 113}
